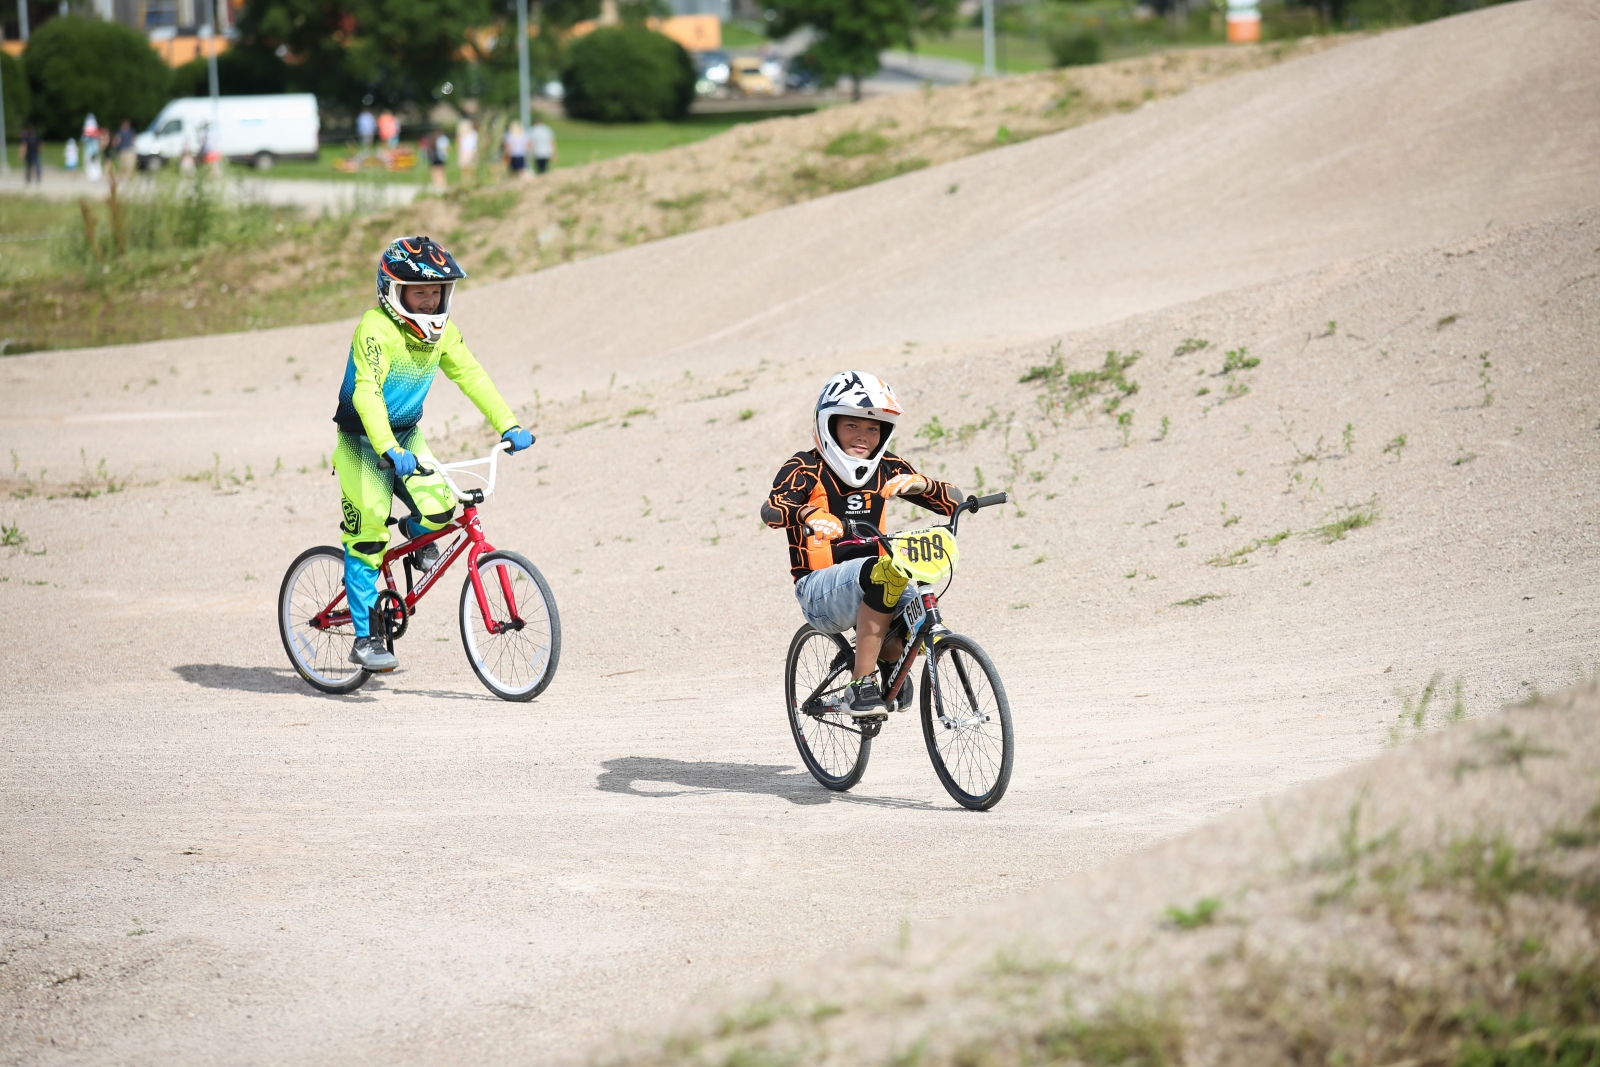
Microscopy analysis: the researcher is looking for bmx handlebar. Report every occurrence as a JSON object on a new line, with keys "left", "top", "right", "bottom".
{"left": 437, "top": 439, "right": 524, "bottom": 504}
{"left": 828, "top": 491, "right": 1008, "bottom": 545}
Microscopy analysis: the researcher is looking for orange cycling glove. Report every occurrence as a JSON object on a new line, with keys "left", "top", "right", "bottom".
{"left": 881, "top": 473, "right": 929, "bottom": 499}
{"left": 804, "top": 510, "right": 844, "bottom": 540}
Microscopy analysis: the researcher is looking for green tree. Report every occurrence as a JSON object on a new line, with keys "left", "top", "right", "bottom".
{"left": 23, "top": 17, "right": 171, "bottom": 138}
{"left": 170, "top": 47, "right": 293, "bottom": 98}
{"left": 561, "top": 26, "right": 694, "bottom": 123}
{"left": 1, "top": 50, "right": 28, "bottom": 142}
{"left": 767, "top": 0, "right": 957, "bottom": 101}
{"left": 235, "top": 0, "right": 495, "bottom": 111}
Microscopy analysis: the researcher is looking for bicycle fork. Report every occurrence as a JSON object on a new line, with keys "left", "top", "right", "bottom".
{"left": 460, "top": 507, "right": 524, "bottom": 636}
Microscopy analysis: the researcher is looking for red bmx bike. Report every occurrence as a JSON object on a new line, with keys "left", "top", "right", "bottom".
{"left": 277, "top": 442, "right": 560, "bottom": 700}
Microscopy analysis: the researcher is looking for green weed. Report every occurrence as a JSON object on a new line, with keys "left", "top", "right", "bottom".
{"left": 1479, "top": 353, "right": 1494, "bottom": 407}
{"left": 1165, "top": 897, "right": 1221, "bottom": 930}
{"left": 1173, "top": 337, "right": 1209, "bottom": 357}
{"left": 738, "top": 408, "right": 755, "bottom": 421}
{"left": 1207, "top": 529, "right": 1291, "bottom": 567}
{"left": 915, "top": 415, "right": 948, "bottom": 447}
{"left": 1157, "top": 415, "right": 1170, "bottom": 441}
{"left": 1311, "top": 497, "right": 1379, "bottom": 543}
{"left": 1220, "top": 347, "right": 1259, "bottom": 373}
{"left": 823, "top": 129, "right": 891, "bottom": 157}
{"left": 1173, "top": 593, "right": 1223, "bottom": 607}
{"left": 1383, "top": 434, "right": 1408, "bottom": 459}
{"left": 1116, "top": 410, "right": 1134, "bottom": 447}
{"left": 0, "top": 522, "right": 22, "bottom": 548}
{"left": 1436, "top": 313, "right": 1458, "bottom": 329}
{"left": 1342, "top": 422, "right": 1354, "bottom": 453}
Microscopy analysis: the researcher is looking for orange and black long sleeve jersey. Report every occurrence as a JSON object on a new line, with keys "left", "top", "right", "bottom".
{"left": 762, "top": 450, "right": 962, "bottom": 582}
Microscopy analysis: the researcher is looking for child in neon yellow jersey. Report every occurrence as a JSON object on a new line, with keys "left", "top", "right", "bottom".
{"left": 332, "top": 236, "right": 532, "bottom": 672}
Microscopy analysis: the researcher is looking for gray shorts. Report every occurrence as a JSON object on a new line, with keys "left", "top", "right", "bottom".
{"left": 794, "top": 559, "right": 918, "bottom": 635}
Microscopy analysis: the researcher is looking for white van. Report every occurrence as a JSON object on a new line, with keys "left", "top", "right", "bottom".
{"left": 135, "top": 94, "right": 320, "bottom": 170}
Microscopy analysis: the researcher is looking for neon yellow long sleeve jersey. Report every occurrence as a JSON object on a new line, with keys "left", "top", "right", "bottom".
{"left": 331, "top": 309, "right": 518, "bottom": 456}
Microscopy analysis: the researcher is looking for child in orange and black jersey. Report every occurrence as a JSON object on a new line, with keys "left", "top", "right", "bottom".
{"left": 761, "top": 371, "right": 961, "bottom": 717}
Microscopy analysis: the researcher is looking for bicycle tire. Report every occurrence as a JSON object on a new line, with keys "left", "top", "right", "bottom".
{"left": 279, "top": 545, "right": 370, "bottom": 695}
{"left": 785, "top": 624, "right": 871, "bottom": 791}
{"left": 920, "top": 632, "right": 1014, "bottom": 810}
{"left": 459, "top": 550, "right": 561, "bottom": 701}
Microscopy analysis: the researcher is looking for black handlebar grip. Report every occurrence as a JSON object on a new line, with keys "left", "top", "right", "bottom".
{"left": 972, "top": 492, "right": 1009, "bottom": 509}
{"left": 412, "top": 465, "right": 435, "bottom": 477}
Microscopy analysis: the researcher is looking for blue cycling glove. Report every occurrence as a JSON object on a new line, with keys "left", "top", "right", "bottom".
{"left": 384, "top": 448, "right": 418, "bottom": 478}
{"left": 501, "top": 426, "right": 534, "bottom": 453}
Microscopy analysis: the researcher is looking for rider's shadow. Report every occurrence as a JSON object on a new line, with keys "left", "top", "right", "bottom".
{"left": 172, "top": 664, "right": 376, "bottom": 701}
{"left": 596, "top": 757, "right": 940, "bottom": 809}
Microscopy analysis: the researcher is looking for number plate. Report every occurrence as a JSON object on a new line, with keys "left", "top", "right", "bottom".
{"left": 890, "top": 527, "right": 959, "bottom": 584}
{"left": 902, "top": 591, "right": 927, "bottom": 632}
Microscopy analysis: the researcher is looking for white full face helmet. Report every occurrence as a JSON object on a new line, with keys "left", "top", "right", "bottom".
{"left": 813, "top": 371, "right": 904, "bottom": 488}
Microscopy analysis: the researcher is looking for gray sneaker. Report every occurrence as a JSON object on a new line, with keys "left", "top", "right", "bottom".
{"left": 349, "top": 636, "right": 398, "bottom": 672}
{"left": 412, "top": 539, "right": 441, "bottom": 573}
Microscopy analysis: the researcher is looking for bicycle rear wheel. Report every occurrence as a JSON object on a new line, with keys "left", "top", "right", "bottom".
{"left": 460, "top": 550, "right": 561, "bottom": 701}
{"left": 279, "top": 545, "right": 369, "bottom": 694}
{"left": 785, "top": 625, "right": 871, "bottom": 791}
{"left": 921, "top": 633, "right": 1014, "bottom": 810}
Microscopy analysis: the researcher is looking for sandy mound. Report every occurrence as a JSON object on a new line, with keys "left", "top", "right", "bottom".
{"left": 605, "top": 685, "right": 1600, "bottom": 1066}
{"left": 1, "top": 3, "right": 1598, "bottom": 1064}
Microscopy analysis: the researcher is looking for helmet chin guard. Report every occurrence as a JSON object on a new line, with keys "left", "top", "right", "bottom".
{"left": 376, "top": 236, "right": 467, "bottom": 344}
{"left": 813, "top": 371, "right": 903, "bottom": 488}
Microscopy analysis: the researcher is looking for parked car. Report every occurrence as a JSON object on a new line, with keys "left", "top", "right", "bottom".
{"left": 729, "top": 56, "right": 779, "bottom": 96}
{"left": 693, "top": 49, "right": 731, "bottom": 95}
{"left": 135, "top": 94, "right": 320, "bottom": 170}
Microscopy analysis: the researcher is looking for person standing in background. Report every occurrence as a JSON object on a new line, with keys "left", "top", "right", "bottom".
{"left": 503, "top": 120, "right": 529, "bottom": 180}
{"left": 428, "top": 129, "right": 450, "bottom": 189}
{"left": 115, "top": 118, "right": 138, "bottom": 176}
{"left": 64, "top": 137, "right": 79, "bottom": 172}
{"left": 357, "top": 107, "right": 377, "bottom": 159}
{"left": 82, "top": 114, "right": 102, "bottom": 181}
{"left": 21, "top": 126, "right": 43, "bottom": 183}
{"left": 456, "top": 118, "right": 478, "bottom": 175}
{"left": 377, "top": 110, "right": 399, "bottom": 150}
{"left": 530, "top": 117, "right": 555, "bottom": 175}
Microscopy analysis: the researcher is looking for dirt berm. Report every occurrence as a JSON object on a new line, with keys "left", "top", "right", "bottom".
{"left": 1, "top": 1, "right": 1598, "bottom": 1064}
{"left": 602, "top": 687, "right": 1600, "bottom": 1067}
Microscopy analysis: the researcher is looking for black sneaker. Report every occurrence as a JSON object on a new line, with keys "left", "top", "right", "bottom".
{"left": 845, "top": 675, "right": 888, "bottom": 718}
{"left": 879, "top": 663, "right": 914, "bottom": 712}
{"left": 349, "top": 636, "right": 398, "bottom": 672}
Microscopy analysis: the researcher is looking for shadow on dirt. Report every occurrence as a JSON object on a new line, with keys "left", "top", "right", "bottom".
{"left": 596, "top": 757, "right": 940, "bottom": 809}
{"left": 172, "top": 663, "right": 374, "bottom": 700}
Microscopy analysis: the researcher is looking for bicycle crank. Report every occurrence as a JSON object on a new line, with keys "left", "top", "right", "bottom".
{"left": 376, "top": 589, "right": 410, "bottom": 643}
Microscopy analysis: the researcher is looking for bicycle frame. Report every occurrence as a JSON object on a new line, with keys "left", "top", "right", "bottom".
{"left": 306, "top": 443, "right": 523, "bottom": 637}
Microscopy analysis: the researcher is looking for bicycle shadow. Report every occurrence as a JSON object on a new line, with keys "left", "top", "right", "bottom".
{"left": 171, "top": 664, "right": 376, "bottom": 701}
{"left": 595, "top": 757, "right": 941, "bottom": 810}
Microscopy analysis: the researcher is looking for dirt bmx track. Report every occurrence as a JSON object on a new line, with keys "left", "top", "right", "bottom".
{"left": 3, "top": 2, "right": 1599, "bottom": 1062}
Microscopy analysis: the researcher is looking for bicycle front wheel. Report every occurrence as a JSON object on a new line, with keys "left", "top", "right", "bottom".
{"left": 279, "top": 545, "right": 369, "bottom": 694}
{"left": 921, "top": 633, "right": 1014, "bottom": 810}
{"left": 785, "top": 625, "right": 871, "bottom": 791}
{"left": 460, "top": 550, "right": 561, "bottom": 701}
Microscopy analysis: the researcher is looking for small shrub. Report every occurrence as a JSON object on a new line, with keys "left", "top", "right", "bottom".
{"left": 1048, "top": 29, "right": 1102, "bottom": 68}
{"left": 562, "top": 27, "right": 695, "bottom": 122}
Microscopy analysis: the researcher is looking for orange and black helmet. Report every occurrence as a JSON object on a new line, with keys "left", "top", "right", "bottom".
{"left": 376, "top": 236, "right": 467, "bottom": 343}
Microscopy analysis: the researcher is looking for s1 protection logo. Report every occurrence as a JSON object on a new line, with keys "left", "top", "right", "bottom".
{"left": 844, "top": 493, "right": 870, "bottom": 514}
